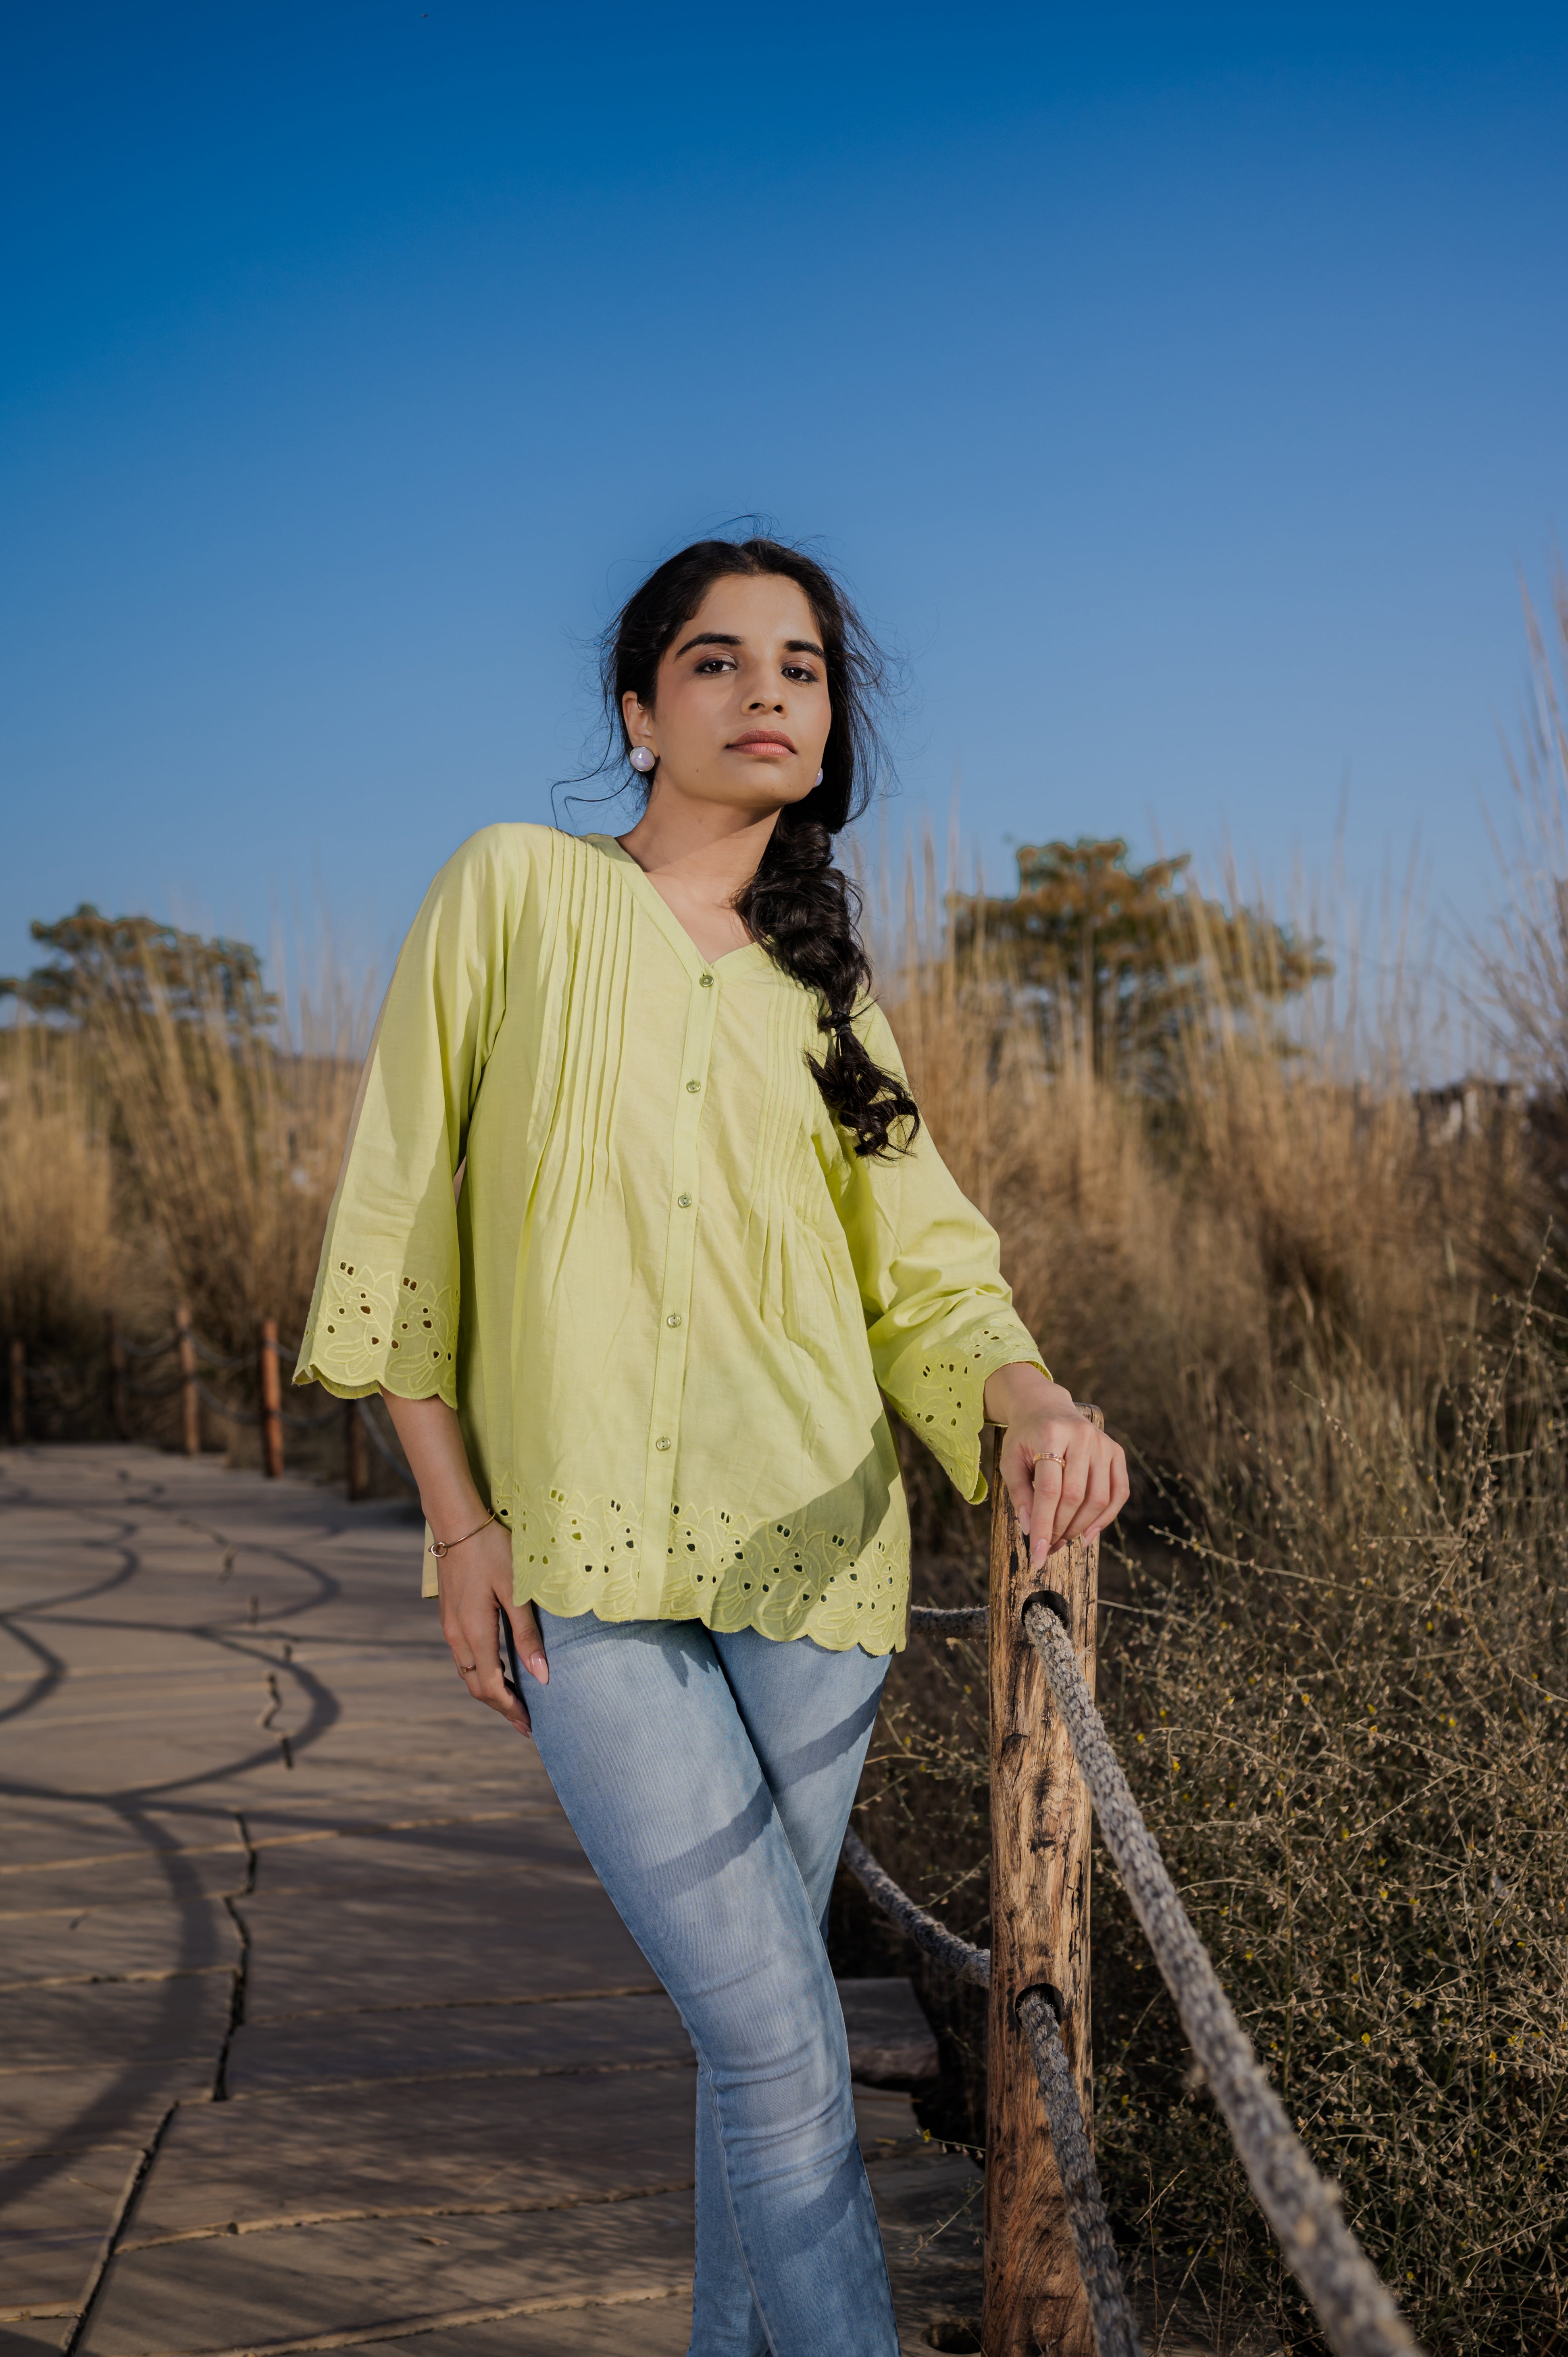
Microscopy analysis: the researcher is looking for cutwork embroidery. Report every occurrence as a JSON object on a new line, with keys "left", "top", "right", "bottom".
{"left": 310, "top": 1261, "right": 458, "bottom": 1392}
{"left": 902, "top": 1320, "right": 1035, "bottom": 1495}
{"left": 491, "top": 1477, "right": 908, "bottom": 1655}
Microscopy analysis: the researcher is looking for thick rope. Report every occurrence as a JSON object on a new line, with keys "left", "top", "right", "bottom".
{"left": 908, "top": 1604, "right": 987, "bottom": 1634}
{"left": 193, "top": 1379, "right": 249, "bottom": 1424}
{"left": 839, "top": 1829, "right": 990, "bottom": 1989}
{"left": 1016, "top": 1990, "right": 1145, "bottom": 2357}
{"left": 192, "top": 1336, "right": 251, "bottom": 1370}
{"left": 841, "top": 1832, "right": 1143, "bottom": 2357}
{"left": 1021, "top": 1596, "right": 1421, "bottom": 2357}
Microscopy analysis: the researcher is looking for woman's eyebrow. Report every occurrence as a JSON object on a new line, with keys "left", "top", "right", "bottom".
{"left": 673, "top": 630, "right": 743, "bottom": 659}
{"left": 671, "top": 630, "right": 827, "bottom": 661}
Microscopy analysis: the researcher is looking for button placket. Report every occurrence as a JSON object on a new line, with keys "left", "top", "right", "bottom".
{"left": 636, "top": 960, "right": 720, "bottom": 1613}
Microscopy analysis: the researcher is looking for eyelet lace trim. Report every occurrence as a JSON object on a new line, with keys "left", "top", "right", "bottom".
{"left": 306, "top": 1260, "right": 458, "bottom": 1393}
{"left": 491, "top": 1476, "right": 908, "bottom": 1655}
{"left": 899, "top": 1318, "right": 1043, "bottom": 1496}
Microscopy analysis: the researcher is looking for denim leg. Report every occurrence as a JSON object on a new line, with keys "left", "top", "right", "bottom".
{"left": 525, "top": 1611, "right": 897, "bottom": 2357}
{"left": 692, "top": 1625, "right": 892, "bottom": 2348}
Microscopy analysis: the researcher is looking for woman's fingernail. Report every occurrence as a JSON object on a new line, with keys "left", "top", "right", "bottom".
{"left": 527, "top": 1654, "right": 547, "bottom": 1681}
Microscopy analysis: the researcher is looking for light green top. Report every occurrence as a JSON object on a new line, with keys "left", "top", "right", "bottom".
{"left": 296, "top": 827, "right": 1046, "bottom": 1654}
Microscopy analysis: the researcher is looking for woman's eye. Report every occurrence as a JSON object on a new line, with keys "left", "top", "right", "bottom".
{"left": 693, "top": 656, "right": 735, "bottom": 675}
{"left": 783, "top": 664, "right": 819, "bottom": 683}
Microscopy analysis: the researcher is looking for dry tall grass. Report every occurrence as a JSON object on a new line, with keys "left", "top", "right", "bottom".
{"left": 0, "top": 1034, "right": 121, "bottom": 1349}
{"left": 0, "top": 971, "right": 366, "bottom": 1369}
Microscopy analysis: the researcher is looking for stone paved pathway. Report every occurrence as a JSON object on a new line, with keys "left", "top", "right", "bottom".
{"left": 0, "top": 1447, "right": 983, "bottom": 2357}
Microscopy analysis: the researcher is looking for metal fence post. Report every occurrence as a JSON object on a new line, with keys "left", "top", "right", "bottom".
{"left": 259, "top": 1319, "right": 284, "bottom": 1478}
{"left": 983, "top": 1410, "right": 1102, "bottom": 2357}
{"left": 175, "top": 1307, "right": 200, "bottom": 1457}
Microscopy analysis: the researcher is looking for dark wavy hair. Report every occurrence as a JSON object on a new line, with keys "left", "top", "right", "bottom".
{"left": 602, "top": 536, "right": 919, "bottom": 1159}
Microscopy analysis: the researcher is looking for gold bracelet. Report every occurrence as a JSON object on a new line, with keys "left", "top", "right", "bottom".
{"left": 427, "top": 1509, "right": 498, "bottom": 1560}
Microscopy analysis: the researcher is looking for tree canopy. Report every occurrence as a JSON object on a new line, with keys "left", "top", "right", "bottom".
{"left": 951, "top": 837, "right": 1330, "bottom": 1078}
{"left": 0, "top": 906, "right": 275, "bottom": 1032}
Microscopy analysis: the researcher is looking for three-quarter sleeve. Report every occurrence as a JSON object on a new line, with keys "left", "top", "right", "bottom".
{"left": 294, "top": 828, "right": 527, "bottom": 1406}
{"left": 832, "top": 1001, "right": 1048, "bottom": 1503}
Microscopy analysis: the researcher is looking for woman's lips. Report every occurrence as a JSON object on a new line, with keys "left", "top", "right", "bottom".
{"left": 729, "top": 732, "right": 796, "bottom": 754}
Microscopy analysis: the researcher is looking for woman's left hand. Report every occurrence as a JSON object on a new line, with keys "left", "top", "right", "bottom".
{"left": 982, "top": 1363, "right": 1130, "bottom": 1570}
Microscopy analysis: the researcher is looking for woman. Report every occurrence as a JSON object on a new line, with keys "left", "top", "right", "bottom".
{"left": 296, "top": 535, "right": 1129, "bottom": 2356}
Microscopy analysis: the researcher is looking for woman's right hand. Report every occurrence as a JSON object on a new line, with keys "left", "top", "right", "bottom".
{"left": 376, "top": 1391, "right": 550, "bottom": 1740}
{"left": 436, "top": 1522, "right": 548, "bottom": 1737}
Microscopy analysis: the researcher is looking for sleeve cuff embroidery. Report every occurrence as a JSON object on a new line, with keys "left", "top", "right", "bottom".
{"left": 295, "top": 1259, "right": 459, "bottom": 1403}
{"left": 894, "top": 1317, "right": 1049, "bottom": 1504}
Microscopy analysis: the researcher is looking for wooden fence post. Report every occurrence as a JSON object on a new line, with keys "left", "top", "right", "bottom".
{"left": 258, "top": 1318, "right": 284, "bottom": 1479}
{"left": 104, "top": 1311, "right": 127, "bottom": 1440}
{"left": 175, "top": 1307, "right": 200, "bottom": 1458}
{"left": 983, "top": 1411, "right": 1102, "bottom": 2357}
{"left": 8, "top": 1339, "right": 25, "bottom": 1447}
{"left": 345, "top": 1399, "right": 369, "bottom": 1502}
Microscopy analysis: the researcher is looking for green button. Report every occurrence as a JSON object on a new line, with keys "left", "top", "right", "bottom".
{"left": 686, "top": 1079, "right": 701, "bottom": 1094}
{"left": 677, "top": 1193, "right": 692, "bottom": 1208}
{"left": 699, "top": 973, "right": 715, "bottom": 988}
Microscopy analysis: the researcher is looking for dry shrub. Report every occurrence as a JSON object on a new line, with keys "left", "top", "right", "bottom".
{"left": 1093, "top": 1321, "right": 1568, "bottom": 2355}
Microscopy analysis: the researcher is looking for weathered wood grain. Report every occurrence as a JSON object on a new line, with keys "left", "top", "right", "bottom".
{"left": 983, "top": 1422, "right": 1100, "bottom": 2357}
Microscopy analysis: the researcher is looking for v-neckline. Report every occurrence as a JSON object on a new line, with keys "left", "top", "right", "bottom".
{"left": 587, "top": 835, "right": 771, "bottom": 982}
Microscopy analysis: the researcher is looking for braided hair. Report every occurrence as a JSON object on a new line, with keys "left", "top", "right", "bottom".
{"left": 602, "top": 537, "right": 919, "bottom": 1159}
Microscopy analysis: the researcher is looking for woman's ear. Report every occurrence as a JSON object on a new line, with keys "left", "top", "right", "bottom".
{"left": 621, "top": 688, "right": 655, "bottom": 761}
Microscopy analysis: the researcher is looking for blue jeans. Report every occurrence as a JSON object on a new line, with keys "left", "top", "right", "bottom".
{"left": 525, "top": 1609, "right": 899, "bottom": 2357}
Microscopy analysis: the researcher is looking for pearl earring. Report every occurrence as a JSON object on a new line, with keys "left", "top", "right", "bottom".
{"left": 629, "top": 747, "right": 655, "bottom": 773}
{"left": 815, "top": 768, "right": 824, "bottom": 786}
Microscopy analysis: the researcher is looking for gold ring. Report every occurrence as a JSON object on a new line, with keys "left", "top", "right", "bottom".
{"left": 1041, "top": 1453, "right": 1067, "bottom": 1466}
{"left": 457, "top": 1661, "right": 479, "bottom": 1675}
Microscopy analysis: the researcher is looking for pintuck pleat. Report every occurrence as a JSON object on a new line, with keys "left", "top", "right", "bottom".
{"left": 296, "top": 825, "right": 1047, "bottom": 1655}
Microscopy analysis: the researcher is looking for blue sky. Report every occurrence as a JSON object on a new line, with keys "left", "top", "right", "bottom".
{"left": 4, "top": 3, "right": 1566, "bottom": 1018}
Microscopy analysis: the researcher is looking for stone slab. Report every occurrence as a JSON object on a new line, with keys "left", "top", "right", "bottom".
{"left": 345, "top": 2305, "right": 695, "bottom": 2356}
{"left": 224, "top": 1989, "right": 684, "bottom": 2097}
{"left": 0, "top": 1978, "right": 231, "bottom": 2078}
{"left": 0, "top": 2138, "right": 139, "bottom": 2308}
{"left": 0, "top": 2321, "right": 80, "bottom": 2354}
{"left": 123, "top": 2071, "right": 696, "bottom": 2247}
{"left": 0, "top": 1899, "right": 239, "bottom": 1992}
{"left": 839, "top": 1976, "right": 940, "bottom": 2084}
{"left": 79, "top": 2193, "right": 698, "bottom": 2355}
{"left": 0, "top": 2063, "right": 215, "bottom": 2156}
{"left": 235, "top": 1884, "right": 649, "bottom": 2023}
